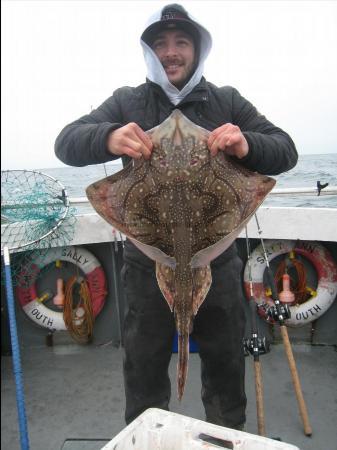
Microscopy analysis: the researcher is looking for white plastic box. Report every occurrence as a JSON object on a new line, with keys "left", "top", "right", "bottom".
{"left": 101, "top": 408, "right": 300, "bottom": 450}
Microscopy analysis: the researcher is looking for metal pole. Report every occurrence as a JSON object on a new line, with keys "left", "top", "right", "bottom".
{"left": 3, "top": 247, "right": 30, "bottom": 450}
{"left": 101, "top": 162, "right": 124, "bottom": 347}
{"left": 109, "top": 237, "right": 123, "bottom": 347}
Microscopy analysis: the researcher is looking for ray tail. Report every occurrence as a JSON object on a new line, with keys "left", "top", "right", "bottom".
{"left": 177, "top": 332, "right": 190, "bottom": 401}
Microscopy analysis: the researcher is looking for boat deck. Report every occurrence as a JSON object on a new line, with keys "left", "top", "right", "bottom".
{"left": 1, "top": 342, "right": 336, "bottom": 450}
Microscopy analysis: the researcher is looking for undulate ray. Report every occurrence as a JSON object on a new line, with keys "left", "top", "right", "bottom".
{"left": 86, "top": 110, "right": 276, "bottom": 399}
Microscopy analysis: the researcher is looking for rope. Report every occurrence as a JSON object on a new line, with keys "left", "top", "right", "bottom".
{"left": 63, "top": 275, "right": 95, "bottom": 343}
{"left": 274, "top": 252, "right": 309, "bottom": 305}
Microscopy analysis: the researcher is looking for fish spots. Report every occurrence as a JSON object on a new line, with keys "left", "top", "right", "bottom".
{"left": 86, "top": 109, "right": 276, "bottom": 401}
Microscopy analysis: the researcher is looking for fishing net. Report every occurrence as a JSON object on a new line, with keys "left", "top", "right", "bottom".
{"left": 1, "top": 170, "right": 76, "bottom": 287}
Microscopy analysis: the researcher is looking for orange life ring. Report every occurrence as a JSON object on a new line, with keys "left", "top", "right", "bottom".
{"left": 16, "top": 246, "right": 107, "bottom": 331}
{"left": 244, "top": 240, "right": 337, "bottom": 327}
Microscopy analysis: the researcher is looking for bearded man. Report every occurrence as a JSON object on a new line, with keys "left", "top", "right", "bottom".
{"left": 55, "top": 3, "right": 297, "bottom": 430}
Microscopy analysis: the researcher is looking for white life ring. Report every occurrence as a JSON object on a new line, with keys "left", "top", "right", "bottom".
{"left": 243, "top": 240, "right": 337, "bottom": 327}
{"left": 16, "top": 246, "right": 107, "bottom": 331}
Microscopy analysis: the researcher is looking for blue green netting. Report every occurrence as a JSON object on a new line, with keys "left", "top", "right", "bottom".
{"left": 1, "top": 170, "right": 77, "bottom": 287}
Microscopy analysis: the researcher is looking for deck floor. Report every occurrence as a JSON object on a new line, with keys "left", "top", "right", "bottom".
{"left": 1, "top": 343, "right": 337, "bottom": 450}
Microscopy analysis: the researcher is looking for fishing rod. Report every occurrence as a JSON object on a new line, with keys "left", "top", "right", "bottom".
{"left": 254, "top": 214, "right": 312, "bottom": 437}
{"left": 243, "top": 227, "right": 269, "bottom": 436}
{"left": 102, "top": 161, "right": 125, "bottom": 347}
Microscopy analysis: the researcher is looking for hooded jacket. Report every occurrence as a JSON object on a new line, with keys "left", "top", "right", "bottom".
{"left": 55, "top": 5, "right": 298, "bottom": 268}
{"left": 140, "top": 3, "right": 212, "bottom": 105}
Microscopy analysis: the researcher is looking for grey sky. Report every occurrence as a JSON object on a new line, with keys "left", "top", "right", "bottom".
{"left": 2, "top": 0, "right": 337, "bottom": 170}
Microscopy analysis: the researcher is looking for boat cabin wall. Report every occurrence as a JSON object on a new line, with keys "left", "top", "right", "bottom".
{"left": 1, "top": 239, "right": 336, "bottom": 355}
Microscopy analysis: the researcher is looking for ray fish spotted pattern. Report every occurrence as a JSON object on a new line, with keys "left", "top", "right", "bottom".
{"left": 86, "top": 110, "right": 275, "bottom": 400}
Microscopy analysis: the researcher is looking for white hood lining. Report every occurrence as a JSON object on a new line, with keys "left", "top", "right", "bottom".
{"left": 140, "top": 7, "right": 212, "bottom": 106}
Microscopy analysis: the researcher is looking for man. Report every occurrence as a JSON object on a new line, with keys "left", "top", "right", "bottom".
{"left": 55, "top": 3, "right": 297, "bottom": 430}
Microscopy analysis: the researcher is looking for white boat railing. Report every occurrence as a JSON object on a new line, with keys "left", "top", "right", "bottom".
{"left": 68, "top": 186, "right": 337, "bottom": 207}
{"left": 3, "top": 205, "right": 336, "bottom": 249}
{"left": 3, "top": 186, "right": 336, "bottom": 250}
{"left": 269, "top": 186, "right": 337, "bottom": 196}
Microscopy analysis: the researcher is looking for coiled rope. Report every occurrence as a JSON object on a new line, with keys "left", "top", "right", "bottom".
{"left": 274, "top": 252, "right": 310, "bottom": 305}
{"left": 63, "top": 275, "right": 95, "bottom": 343}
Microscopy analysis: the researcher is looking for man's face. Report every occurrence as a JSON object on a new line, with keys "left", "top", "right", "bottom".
{"left": 152, "top": 29, "right": 196, "bottom": 89}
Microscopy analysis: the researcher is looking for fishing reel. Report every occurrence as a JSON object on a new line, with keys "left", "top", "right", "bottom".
{"left": 266, "top": 301, "right": 291, "bottom": 322}
{"left": 257, "top": 301, "right": 291, "bottom": 323}
{"left": 243, "top": 336, "right": 270, "bottom": 357}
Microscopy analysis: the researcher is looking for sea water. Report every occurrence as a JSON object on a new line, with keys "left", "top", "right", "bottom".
{"left": 42, "top": 153, "right": 337, "bottom": 212}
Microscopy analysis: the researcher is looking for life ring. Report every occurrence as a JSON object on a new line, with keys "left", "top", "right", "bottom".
{"left": 16, "top": 246, "right": 107, "bottom": 331}
{"left": 243, "top": 240, "right": 337, "bottom": 327}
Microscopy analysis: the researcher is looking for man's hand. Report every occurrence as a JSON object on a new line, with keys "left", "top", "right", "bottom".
{"left": 107, "top": 123, "right": 153, "bottom": 160}
{"left": 208, "top": 123, "right": 249, "bottom": 159}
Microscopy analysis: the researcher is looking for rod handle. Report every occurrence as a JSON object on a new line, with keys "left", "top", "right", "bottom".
{"left": 254, "top": 360, "right": 266, "bottom": 436}
{"left": 280, "top": 325, "right": 312, "bottom": 436}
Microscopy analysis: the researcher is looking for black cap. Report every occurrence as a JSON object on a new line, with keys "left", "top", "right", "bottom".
{"left": 142, "top": 4, "right": 200, "bottom": 48}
